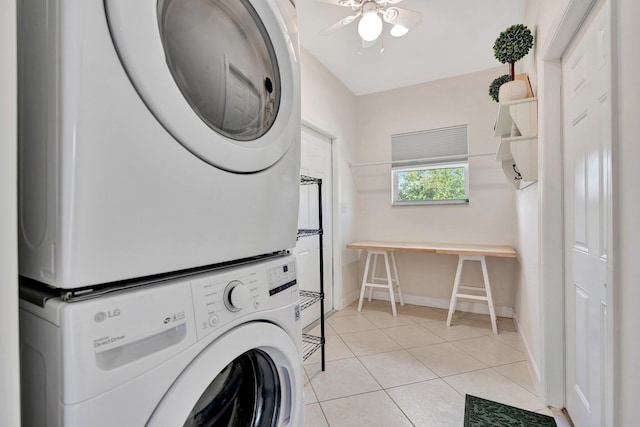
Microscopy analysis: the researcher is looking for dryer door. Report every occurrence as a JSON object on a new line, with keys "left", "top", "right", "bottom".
{"left": 147, "top": 322, "right": 302, "bottom": 426}
{"left": 104, "top": 0, "right": 300, "bottom": 173}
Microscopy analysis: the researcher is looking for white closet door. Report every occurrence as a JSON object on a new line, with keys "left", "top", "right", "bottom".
{"left": 562, "top": 1, "right": 611, "bottom": 425}
{"left": 294, "top": 126, "right": 333, "bottom": 329}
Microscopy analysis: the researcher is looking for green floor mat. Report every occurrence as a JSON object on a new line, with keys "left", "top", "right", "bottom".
{"left": 464, "top": 394, "right": 557, "bottom": 427}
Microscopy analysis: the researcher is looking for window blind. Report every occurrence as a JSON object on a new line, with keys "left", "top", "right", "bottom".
{"left": 391, "top": 125, "right": 468, "bottom": 168}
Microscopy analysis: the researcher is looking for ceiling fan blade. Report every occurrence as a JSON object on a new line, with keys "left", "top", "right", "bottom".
{"left": 319, "top": 14, "right": 359, "bottom": 35}
{"left": 377, "top": 0, "right": 403, "bottom": 5}
{"left": 314, "top": 0, "right": 362, "bottom": 7}
{"left": 383, "top": 6, "right": 422, "bottom": 29}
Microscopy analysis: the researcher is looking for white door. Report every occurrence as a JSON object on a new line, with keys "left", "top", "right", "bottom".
{"left": 562, "top": 1, "right": 611, "bottom": 425}
{"left": 294, "top": 126, "right": 333, "bottom": 329}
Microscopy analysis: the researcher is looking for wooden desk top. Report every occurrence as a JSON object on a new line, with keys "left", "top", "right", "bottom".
{"left": 346, "top": 240, "right": 517, "bottom": 258}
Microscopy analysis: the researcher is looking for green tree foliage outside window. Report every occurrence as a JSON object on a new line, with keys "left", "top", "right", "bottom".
{"left": 397, "top": 166, "right": 466, "bottom": 201}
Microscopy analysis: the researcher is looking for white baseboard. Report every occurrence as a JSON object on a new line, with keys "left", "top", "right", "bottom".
{"left": 339, "top": 290, "right": 360, "bottom": 311}
{"left": 367, "top": 290, "right": 513, "bottom": 318}
{"left": 512, "top": 316, "right": 543, "bottom": 398}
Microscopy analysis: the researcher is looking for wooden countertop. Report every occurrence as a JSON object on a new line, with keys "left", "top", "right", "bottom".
{"left": 346, "top": 240, "right": 517, "bottom": 258}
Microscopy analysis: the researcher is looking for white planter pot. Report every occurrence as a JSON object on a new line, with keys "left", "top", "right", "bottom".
{"left": 499, "top": 80, "right": 528, "bottom": 103}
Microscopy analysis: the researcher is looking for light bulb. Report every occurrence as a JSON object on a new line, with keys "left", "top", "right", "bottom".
{"left": 390, "top": 24, "right": 409, "bottom": 37}
{"left": 358, "top": 11, "right": 383, "bottom": 42}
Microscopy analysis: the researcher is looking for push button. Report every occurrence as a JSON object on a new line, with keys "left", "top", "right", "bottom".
{"left": 208, "top": 315, "right": 219, "bottom": 328}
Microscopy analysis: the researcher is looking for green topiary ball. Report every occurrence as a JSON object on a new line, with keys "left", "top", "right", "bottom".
{"left": 488, "top": 74, "right": 512, "bottom": 102}
{"left": 493, "top": 24, "right": 534, "bottom": 64}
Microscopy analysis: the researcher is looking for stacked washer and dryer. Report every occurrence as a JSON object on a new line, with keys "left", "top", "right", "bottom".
{"left": 17, "top": 0, "right": 303, "bottom": 426}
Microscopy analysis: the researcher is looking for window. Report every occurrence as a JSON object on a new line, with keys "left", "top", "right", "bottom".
{"left": 391, "top": 125, "right": 469, "bottom": 205}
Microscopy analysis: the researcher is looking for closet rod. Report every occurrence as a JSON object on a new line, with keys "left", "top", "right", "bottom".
{"left": 349, "top": 152, "right": 496, "bottom": 168}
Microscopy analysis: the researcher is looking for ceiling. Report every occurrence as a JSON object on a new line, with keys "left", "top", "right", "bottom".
{"left": 296, "top": 0, "right": 527, "bottom": 96}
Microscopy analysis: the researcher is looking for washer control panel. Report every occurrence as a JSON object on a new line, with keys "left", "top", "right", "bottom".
{"left": 267, "top": 261, "right": 297, "bottom": 296}
{"left": 190, "top": 256, "right": 298, "bottom": 340}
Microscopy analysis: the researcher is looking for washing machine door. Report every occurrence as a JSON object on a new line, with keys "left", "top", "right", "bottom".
{"left": 147, "top": 322, "right": 302, "bottom": 426}
{"left": 104, "top": 0, "right": 300, "bottom": 173}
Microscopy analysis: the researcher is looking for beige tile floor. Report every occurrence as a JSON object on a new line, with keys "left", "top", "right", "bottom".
{"left": 303, "top": 300, "right": 553, "bottom": 427}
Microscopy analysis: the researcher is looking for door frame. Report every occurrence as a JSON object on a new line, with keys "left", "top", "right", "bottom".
{"left": 538, "top": 0, "right": 617, "bottom": 425}
{"left": 301, "top": 119, "right": 340, "bottom": 310}
{"left": 297, "top": 122, "right": 335, "bottom": 317}
{"left": 0, "top": 0, "right": 21, "bottom": 424}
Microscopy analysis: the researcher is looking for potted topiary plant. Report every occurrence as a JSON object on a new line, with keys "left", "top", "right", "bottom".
{"left": 488, "top": 74, "right": 512, "bottom": 103}
{"left": 493, "top": 24, "right": 534, "bottom": 80}
{"left": 492, "top": 24, "right": 534, "bottom": 103}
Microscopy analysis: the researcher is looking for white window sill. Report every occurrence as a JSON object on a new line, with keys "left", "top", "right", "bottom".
{"left": 392, "top": 199, "right": 470, "bottom": 206}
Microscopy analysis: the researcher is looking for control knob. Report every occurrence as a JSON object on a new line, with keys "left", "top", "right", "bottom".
{"left": 225, "top": 281, "right": 251, "bottom": 312}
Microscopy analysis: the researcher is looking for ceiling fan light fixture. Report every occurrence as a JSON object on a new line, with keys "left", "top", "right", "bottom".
{"left": 358, "top": 11, "right": 383, "bottom": 42}
{"left": 390, "top": 24, "right": 409, "bottom": 37}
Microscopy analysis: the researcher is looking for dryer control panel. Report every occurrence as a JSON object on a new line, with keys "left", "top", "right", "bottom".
{"left": 190, "top": 256, "right": 298, "bottom": 341}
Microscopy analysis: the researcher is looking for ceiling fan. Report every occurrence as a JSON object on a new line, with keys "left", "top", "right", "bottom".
{"left": 316, "top": 0, "right": 422, "bottom": 43}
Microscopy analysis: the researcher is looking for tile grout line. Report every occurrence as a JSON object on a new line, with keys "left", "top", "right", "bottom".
{"left": 488, "top": 365, "right": 547, "bottom": 410}
{"left": 306, "top": 304, "right": 539, "bottom": 426}
{"left": 352, "top": 350, "right": 417, "bottom": 426}
{"left": 447, "top": 335, "right": 526, "bottom": 367}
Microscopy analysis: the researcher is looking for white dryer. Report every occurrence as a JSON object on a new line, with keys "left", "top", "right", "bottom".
{"left": 19, "top": 255, "right": 303, "bottom": 427}
{"left": 18, "top": 0, "right": 301, "bottom": 289}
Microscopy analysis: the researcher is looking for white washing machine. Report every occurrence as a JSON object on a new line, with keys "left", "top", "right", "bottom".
{"left": 17, "top": 0, "right": 301, "bottom": 289}
{"left": 19, "top": 255, "right": 303, "bottom": 427}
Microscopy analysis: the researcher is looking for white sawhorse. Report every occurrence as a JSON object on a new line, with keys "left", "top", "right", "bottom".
{"left": 446, "top": 255, "right": 498, "bottom": 334}
{"left": 357, "top": 250, "right": 404, "bottom": 316}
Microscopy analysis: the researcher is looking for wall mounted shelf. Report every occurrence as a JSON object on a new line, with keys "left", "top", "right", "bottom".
{"left": 495, "top": 98, "right": 538, "bottom": 188}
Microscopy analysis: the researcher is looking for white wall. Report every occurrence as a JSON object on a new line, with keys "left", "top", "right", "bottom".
{"left": 512, "top": 0, "right": 573, "bottom": 396}
{"left": 352, "top": 67, "right": 518, "bottom": 314}
{"left": 0, "top": 0, "right": 21, "bottom": 425}
{"left": 515, "top": 0, "right": 577, "bottom": 399}
{"left": 513, "top": 184, "right": 540, "bottom": 379}
{"left": 523, "top": 1, "right": 640, "bottom": 421}
{"left": 616, "top": 0, "right": 640, "bottom": 423}
{"left": 299, "top": 47, "right": 360, "bottom": 308}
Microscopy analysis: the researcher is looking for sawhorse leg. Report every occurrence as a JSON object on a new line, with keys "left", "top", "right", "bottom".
{"left": 446, "top": 255, "right": 498, "bottom": 334}
{"left": 357, "top": 250, "right": 404, "bottom": 316}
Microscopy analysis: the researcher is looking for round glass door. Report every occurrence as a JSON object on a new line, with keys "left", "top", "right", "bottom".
{"left": 184, "top": 349, "right": 280, "bottom": 427}
{"left": 158, "top": 0, "right": 281, "bottom": 141}
{"left": 105, "top": 0, "right": 300, "bottom": 173}
{"left": 146, "top": 322, "right": 302, "bottom": 426}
